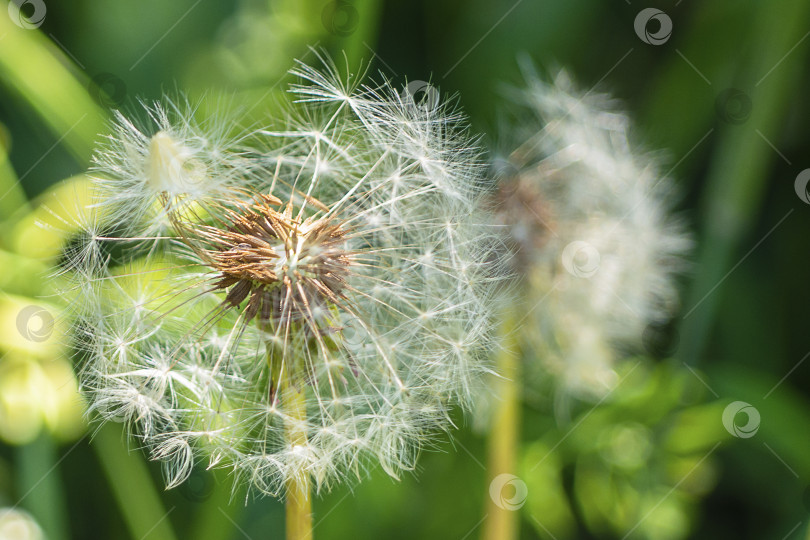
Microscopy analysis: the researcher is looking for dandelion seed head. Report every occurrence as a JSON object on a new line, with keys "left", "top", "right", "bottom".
{"left": 67, "top": 55, "right": 498, "bottom": 497}
{"left": 495, "top": 66, "right": 690, "bottom": 397}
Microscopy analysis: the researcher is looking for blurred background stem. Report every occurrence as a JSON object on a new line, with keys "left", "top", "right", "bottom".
{"left": 482, "top": 309, "right": 521, "bottom": 540}
{"left": 15, "top": 433, "right": 69, "bottom": 540}
{"left": 93, "top": 424, "right": 179, "bottom": 540}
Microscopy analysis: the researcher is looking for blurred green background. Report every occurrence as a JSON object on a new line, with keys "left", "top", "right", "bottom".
{"left": 1, "top": 0, "right": 809, "bottom": 538}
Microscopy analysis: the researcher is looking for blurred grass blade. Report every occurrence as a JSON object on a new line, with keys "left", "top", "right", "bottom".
{"left": 0, "top": 2, "right": 106, "bottom": 162}
{"left": 0, "top": 134, "right": 30, "bottom": 219}
{"left": 94, "top": 424, "right": 179, "bottom": 540}
{"left": 640, "top": 0, "right": 755, "bottom": 179}
{"left": 680, "top": 0, "right": 810, "bottom": 364}
{"left": 341, "top": 0, "right": 383, "bottom": 68}
{"left": 191, "top": 471, "right": 245, "bottom": 540}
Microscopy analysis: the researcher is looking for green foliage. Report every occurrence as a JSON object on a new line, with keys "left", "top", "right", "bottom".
{"left": 521, "top": 362, "right": 727, "bottom": 540}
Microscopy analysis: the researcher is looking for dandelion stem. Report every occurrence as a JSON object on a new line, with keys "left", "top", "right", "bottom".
{"left": 282, "top": 374, "right": 313, "bottom": 540}
{"left": 267, "top": 328, "right": 313, "bottom": 540}
{"left": 482, "top": 309, "right": 521, "bottom": 540}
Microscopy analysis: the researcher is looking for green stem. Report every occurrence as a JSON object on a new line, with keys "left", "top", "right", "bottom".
{"left": 93, "top": 423, "right": 179, "bottom": 540}
{"left": 283, "top": 376, "right": 313, "bottom": 540}
{"left": 482, "top": 310, "right": 521, "bottom": 540}
{"left": 263, "top": 325, "right": 313, "bottom": 540}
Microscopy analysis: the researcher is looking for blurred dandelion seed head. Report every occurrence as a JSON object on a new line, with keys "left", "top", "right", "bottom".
{"left": 494, "top": 66, "right": 690, "bottom": 398}
{"left": 0, "top": 508, "right": 45, "bottom": 540}
{"left": 66, "top": 55, "right": 498, "bottom": 497}
{"left": 491, "top": 175, "right": 554, "bottom": 274}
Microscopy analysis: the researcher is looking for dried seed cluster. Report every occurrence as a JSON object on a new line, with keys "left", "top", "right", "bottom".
{"left": 194, "top": 194, "right": 352, "bottom": 326}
